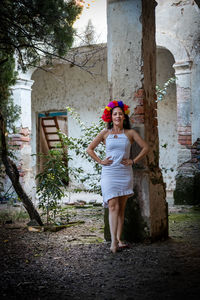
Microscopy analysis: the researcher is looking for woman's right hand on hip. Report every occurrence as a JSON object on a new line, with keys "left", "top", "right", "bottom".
{"left": 101, "top": 156, "right": 113, "bottom": 165}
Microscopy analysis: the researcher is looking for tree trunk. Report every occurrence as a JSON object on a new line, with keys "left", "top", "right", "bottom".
{"left": 0, "top": 111, "right": 43, "bottom": 226}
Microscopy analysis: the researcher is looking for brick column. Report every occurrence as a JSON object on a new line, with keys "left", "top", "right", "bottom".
{"left": 105, "top": 0, "right": 168, "bottom": 242}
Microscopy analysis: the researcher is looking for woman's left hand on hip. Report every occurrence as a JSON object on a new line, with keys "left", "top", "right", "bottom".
{"left": 121, "top": 158, "right": 133, "bottom": 166}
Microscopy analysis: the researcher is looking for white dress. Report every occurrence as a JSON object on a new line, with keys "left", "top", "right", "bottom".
{"left": 101, "top": 131, "right": 134, "bottom": 207}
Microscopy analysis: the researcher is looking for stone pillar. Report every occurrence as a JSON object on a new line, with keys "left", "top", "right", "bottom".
{"left": 105, "top": 0, "right": 168, "bottom": 242}
{"left": 173, "top": 60, "right": 200, "bottom": 205}
{"left": 9, "top": 77, "right": 35, "bottom": 201}
{"left": 173, "top": 61, "right": 193, "bottom": 165}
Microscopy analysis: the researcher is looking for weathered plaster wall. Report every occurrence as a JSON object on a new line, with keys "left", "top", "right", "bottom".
{"left": 156, "top": 0, "right": 200, "bottom": 143}
{"left": 107, "top": 0, "right": 142, "bottom": 107}
{"left": 157, "top": 48, "right": 178, "bottom": 195}
{"left": 31, "top": 58, "right": 109, "bottom": 198}
{"left": 191, "top": 48, "right": 200, "bottom": 142}
{"left": 31, "top": 45, "right": 177, "bottom": 203}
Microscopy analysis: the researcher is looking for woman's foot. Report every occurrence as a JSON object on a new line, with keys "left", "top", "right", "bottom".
{"left": 118, "top": 240, "right": 130, "bottom": 249}
{"left": 110, "top": 240, "right": 118, "bottom": 253}
{"left": 110, "top": 246, "right": 117, "bottom": 253}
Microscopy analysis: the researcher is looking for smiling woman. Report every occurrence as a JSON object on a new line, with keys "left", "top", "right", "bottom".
{"left": 86, "top": 100, "right": 149, "bottom": 253}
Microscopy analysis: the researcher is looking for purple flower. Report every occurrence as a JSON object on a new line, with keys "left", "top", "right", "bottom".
{"left": 108, "top": 101, "right": 115, "bottom": 108}
{"left": 118, "top": 101, "right": 124, "bottom": 108}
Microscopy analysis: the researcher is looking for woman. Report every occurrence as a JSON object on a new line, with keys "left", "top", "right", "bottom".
{"left": 87, "top": 100, "right": 149, "bottom": 253}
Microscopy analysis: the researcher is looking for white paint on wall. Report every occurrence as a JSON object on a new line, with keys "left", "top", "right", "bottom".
{"left": 11, "top": 79, "right": 34, "bottom": 129}
{"left": 157, "top": 47, "right": 178, "bottom": 193}
{"left": 156, "top": 0, "right": 200, "bottom": 144}
{"left": 31, "top": 58, "right": 109, "bottom": 199}
{"left": 107, "top": 0, "right": 142, "bottom": 102}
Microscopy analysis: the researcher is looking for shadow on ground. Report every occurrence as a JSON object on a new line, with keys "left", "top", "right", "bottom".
{"left": 0, "top": 205, "right": 200, "bottom": 299}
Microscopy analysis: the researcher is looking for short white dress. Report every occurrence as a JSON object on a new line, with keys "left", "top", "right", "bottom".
{"left": 101, "top": 131, "right": 134, "bottom": 207}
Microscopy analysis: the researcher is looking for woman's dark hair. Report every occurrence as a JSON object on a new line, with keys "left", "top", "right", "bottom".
{"left": 107, "top": 107, "right": 131, "bottom": 129}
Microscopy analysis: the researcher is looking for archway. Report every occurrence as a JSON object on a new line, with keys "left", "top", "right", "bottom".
{"left": 156, "top": 47, "right": 177, "bottom": 204}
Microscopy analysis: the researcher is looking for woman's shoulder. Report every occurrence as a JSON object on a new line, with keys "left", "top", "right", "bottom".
{"left": 99, "top": 128, "right": 109, "bottom": 135}
{"left": 101, "top": 128, "right": 110, "bottom": 138}
{"left": 124, "top": 129, "right": 138, "bottom": 142}
{"left": 124, "top": 128, "right": 135, "bottom": 135}
{"left": 96, "top": 128, "right": 109, "bottom": 139}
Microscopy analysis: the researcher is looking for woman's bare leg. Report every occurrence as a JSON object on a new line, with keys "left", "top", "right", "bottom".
{"left": 108, "top": 197, "right": 119, "bottom": 253}
{"left": 117, "top": 196, "right": 128, "bottom": 246}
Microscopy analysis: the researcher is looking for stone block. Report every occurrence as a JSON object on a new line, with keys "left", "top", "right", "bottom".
{"left": 174, "top": 171, "right": 200, "bottom": 205}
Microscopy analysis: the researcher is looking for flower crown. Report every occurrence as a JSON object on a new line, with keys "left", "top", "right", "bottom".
{"left": 101, "top": 100, "right": 130, "bottom": 122}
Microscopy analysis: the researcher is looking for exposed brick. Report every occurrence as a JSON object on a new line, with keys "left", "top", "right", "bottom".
{"left": 134, "top": 89, "right": 145, "bottom": 98}
{"left": 130, "top": 115, "right": 144, "bottom": 124}
{"left": 177, "top": 126, "right": 191, "bottom": 132}
{"left": 19, "top": 172, "right": 25, "bottom": 177}
{"left": 178, "top": 139, "right": 192, "bottom": 145}
{"left": 178, "top": 127, "right": 191, "bottom": 136}
{"left": 20, "top": 128, "right": 30, "bottom": 136}
{"left": 178, "top": 135, "right": 191, "bottom": 140}
{"left": 8, "top": 141, "right": 23, "bottom": 146}
{"left": 134, "top": 105, "right": 144, "bottom": 115}
{"left": 20, "top": 136, "right": 30, "bottom": 142}
{"left": 11, "top": 136, "right": 30, "bottom": 142}
{"left": 135, "top": 98, "right": 144, "bottom": 105}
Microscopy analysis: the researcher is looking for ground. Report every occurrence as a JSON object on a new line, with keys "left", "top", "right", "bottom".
{"left": 0, "top": 204, "right": 200, "bottom": 300}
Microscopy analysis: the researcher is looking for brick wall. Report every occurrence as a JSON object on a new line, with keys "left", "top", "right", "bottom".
{"left": 130, "top": 89, "right": 145, "bottom": 124}
{"left": 8, "top": 127, "right": 31, "bottom": 177}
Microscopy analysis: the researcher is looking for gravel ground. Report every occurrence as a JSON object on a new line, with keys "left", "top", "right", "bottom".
{"left": 0, "top": 205, "right": 200, "bottom": 300}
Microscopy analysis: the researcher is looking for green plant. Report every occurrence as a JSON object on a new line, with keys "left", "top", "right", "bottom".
{"left": 59, "top": 107, "right": 106, "bottom": 194}
{"left": 156, "top": 77, "right": 176, "bottom": 102}
{"left": 35, "top": 149, "right": 84, "bottom": 224}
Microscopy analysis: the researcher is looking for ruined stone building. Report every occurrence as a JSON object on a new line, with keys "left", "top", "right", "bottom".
{"left": 3, "top": 0, "right": 200, "bottom": 229}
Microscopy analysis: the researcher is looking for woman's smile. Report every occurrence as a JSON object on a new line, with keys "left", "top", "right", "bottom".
{"left": 112, "top": 107, "right": 125, "bottom": 125}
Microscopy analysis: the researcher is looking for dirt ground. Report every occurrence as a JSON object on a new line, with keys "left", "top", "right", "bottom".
{"left": 0, "top": 204, "right": 200, "bottom": 300}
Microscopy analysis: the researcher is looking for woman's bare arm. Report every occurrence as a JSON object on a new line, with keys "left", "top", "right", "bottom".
{"left": 121, "top": 129, "right": 149, "bottom": 166}
{"left": 86, "top": 130, "right": 113, "bottom": 165}
{"left": 131, "top": 130, "right": 149, "bottom": 164}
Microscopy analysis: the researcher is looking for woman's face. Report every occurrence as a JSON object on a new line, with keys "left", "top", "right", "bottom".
{"left": 112, "top": 107, "right": 125, "bottom": 127}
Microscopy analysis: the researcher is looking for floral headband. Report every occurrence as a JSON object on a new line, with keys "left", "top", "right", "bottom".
{"left": 101, "top": 100, "right": 130, "bottom": 122}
